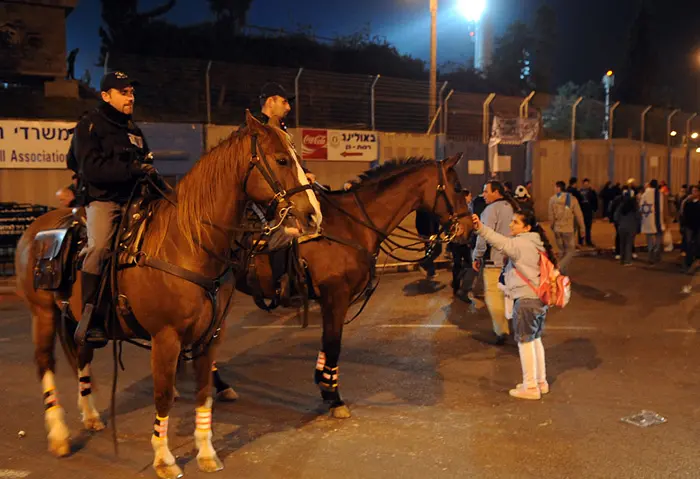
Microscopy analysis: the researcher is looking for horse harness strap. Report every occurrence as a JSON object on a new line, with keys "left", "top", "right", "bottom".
{"left": 136, "top": 253, "right": 222, "bottom": 292}
{"left": 135, "top": 252, "right": 231, "bottom": 359}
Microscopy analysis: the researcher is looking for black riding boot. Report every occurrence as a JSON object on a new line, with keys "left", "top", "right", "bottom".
{"left": 270, "top": 249, "right": 290, "bottom": 305}
{"left": 74, "top": 272, "right": 108, "bottom": 349}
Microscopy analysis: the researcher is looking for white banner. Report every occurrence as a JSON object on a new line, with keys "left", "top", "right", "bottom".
{"left": 300, "top": 128, "right": 378, "bottom": 162}
{"left": 0, "top": 120, "right": 75, "bottom": 169}
{"left": 328, "top": 130, "right": 378, "bottom": 162}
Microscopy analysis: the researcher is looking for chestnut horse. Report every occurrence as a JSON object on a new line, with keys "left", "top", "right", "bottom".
{"left": 13, "top": 112, "right": 320, "bottom": 479}
{"left": 227, "top": 154, "right": 472, "bottom": 417}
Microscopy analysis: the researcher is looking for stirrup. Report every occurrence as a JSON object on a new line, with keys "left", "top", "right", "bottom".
{"left": 74, "top": 304, "right": 108, "bottom": 348}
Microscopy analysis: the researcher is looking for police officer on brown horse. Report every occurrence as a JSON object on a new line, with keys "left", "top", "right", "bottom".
{"left": 254, "top": 83, "right": 320, "bottom": 304}
{"left": 72, "top": 71, "right": 157, "bottom": 348}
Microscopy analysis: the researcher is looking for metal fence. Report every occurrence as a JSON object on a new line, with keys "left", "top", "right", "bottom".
{"left": 107, "top": 53, "right": 700, "bottom": 149}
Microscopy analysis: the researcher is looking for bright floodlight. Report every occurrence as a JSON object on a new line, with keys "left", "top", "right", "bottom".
{"left": 692, "top": 132, "right": 699, "bottom": 139}
{"left": 670, "top": 130, "right": 678, "bottom": 137}
{"left": 457, "top": 0, "right": 486, "bottom": 21}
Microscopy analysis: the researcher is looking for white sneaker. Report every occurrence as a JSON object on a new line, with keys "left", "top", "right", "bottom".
{"left": 509, "top": 385, "right": 541, "bottom": 400}
{"left": 517, "top": 382, "right": 549, "bottom": 394}
{"left": 615, "top": 255, "right": 621, "bottom": 260}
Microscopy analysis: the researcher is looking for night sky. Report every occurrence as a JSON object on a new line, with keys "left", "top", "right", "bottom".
{"left": 67, "top": 0, "right": 642, "bottom": 89}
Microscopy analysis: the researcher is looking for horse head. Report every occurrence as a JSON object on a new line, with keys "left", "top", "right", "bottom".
{"left": 242, "top": 111, "right": 320, "bottom": 235}
{"left": 419, "top": 153, "right": 473, "bottom": 241}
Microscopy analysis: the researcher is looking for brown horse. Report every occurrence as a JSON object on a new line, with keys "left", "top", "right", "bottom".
{"left": 226, "top": 154, "right": 472, "bottom": 417}
{"left": 13, "top": 112, "right": 320, "bottom": 479}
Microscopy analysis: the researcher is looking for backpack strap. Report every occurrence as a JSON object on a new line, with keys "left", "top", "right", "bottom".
{"left": 514, "top": 266, "right": 539, "bottom": 296}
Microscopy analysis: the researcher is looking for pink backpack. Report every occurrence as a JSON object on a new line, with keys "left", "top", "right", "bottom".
{"left": 515, "top": 251, "right": 571, "bottom": 308}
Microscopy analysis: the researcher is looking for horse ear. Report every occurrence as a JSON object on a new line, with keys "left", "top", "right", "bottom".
{"left": 443, "top": 152, "right": 463, "bottom": 170}
{"left": 245, "top": 110, "right": 262, "bottom": 130}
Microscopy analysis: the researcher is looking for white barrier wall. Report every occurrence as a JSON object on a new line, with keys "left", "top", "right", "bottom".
{"left": 378, "top": 132, "right": 436, "bottom": 162}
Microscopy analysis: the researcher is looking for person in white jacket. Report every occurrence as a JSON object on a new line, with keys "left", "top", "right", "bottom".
{"left": 471, "top": 209, "right": 558, "bottom": 400}
{"left": 639, "top": 179, "right": 665, "bottom": 264}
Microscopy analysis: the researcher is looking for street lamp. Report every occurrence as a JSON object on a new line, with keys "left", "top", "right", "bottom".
{"left": 429, "top": 0, "right": 438, "bottom": 120}
{"left": 692, "top": 132, "right": 699, "bottom": 139}
{"left": 428, "top": 0, "right": 486, "bottom": 120}
{"left": 670, "top": 130, "right": 678, "bottom": 137}
{"left": 602, "top": 70, "right": 615, "bottom": 139}
{"left": 457, "top": 0, "right": 486, "bottom": 21}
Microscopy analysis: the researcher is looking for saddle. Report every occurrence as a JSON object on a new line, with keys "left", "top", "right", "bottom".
{"left": 32, "top": 197, "right": 153, "bottom": 295}
{"left": 243, "top": 232, "right": 322, "bottom": 312}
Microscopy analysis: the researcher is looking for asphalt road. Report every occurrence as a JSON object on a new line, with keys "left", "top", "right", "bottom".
{"left": 0, "top": 253, "right": 698, "bottom": 479}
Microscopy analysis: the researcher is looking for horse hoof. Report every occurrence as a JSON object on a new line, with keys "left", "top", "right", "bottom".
{"left": 154, "top": 463, "right": 184, "bottom": 479}
{"left": 330, "top": 405, "right": 352, "bottom": 419}
{"left": 216, "top": 387, "right": 238, "bottom": 402}
{"left": 48, "top": 438, "right": 71, "bottom": 458}
{"left": 173, "top": 387, "right": 181, "bottom": 401}
{"left": 197, "top": 455, "right": 224, "bottom": 473}
{"left": 83, "top": 416, "right": 106, "bottom": 432}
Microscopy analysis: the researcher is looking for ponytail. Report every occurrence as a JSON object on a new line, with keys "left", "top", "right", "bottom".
{"left": 517, "top": 210, "right": 558, "bottom": 268}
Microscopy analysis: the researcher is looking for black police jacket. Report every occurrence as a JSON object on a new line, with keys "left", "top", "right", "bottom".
{"left": 73, "top": 103, "right": 149, "bottom": 204}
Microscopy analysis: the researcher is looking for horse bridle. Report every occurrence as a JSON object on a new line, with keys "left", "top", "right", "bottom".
{"left": 242, "top": 133, "right": 314, "bottom": 234}
{"left": 430, "top": 159, "right": 470, "bottom": 243}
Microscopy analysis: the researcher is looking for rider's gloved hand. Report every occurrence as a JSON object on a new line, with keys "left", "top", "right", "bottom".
{"left": 140, "top": 163, "right": 159, "bottom": 177}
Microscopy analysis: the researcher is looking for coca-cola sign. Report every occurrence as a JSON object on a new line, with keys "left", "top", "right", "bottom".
{"left": 301, "top": 129, "right": 328, "bottom": 160}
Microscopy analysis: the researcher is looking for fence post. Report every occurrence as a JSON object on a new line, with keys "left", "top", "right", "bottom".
{"left": 482, "top": 93, "right": 496, "bottom": 144}
{"left": 640, "top": 105, "right": 652, "bottom": 185}
{"left": 370, "top": 74, "right": 380, "bottom": 130}
{"left": 520, "top": 91, "right": 535, "bottom": 119}
{"left": 686, "top": 113, "right": 697, "bottom": 186}
{"left": 205, "top": 60, "right": 212, "bottom": 125}
{"left": 483, "top": 93, "right": 496, "bottom": 180}
{"left": 438, "top": 81, "right": 448, "bottom": 132}
{"left": 608, "top": 101, "right": 620, "bottom": 182}
{"left": 294, "top": 68, "right": 304, "bottom": 128}
{"left": 666, "top": 109, "right": 680, "bottom": 190}
{"left": 443, "top": 89, "right": 454, "bottom": 136}
{"left": 570, "top": 97, "right": 583, "bottom": 177}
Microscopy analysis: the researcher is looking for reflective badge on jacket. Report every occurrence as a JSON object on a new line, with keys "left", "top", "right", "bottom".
{"left": 128, "top": 133, "right": 144, "bottom": 149}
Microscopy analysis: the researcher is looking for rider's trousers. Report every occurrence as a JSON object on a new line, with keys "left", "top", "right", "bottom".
{"left": 82, "top": 201, "right": 120, "bottom": 275}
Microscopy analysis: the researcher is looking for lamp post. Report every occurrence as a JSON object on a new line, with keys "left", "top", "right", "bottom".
{"left": 429, "top": 0, "right": 438, "bottom": 121}
{"left": 602, "top": 70, "right": 615, "bottom": 139}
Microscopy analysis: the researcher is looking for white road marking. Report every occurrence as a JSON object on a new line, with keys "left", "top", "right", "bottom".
{"left": 377, "top": 324, "right": 459, "bottom": 329}
{"left": 0, "top": 470, "right": 31, "bottom": 479}
{"left": 664, "top": 329, "right": 698, "bottom": 334}
{"left": 545, "top": 326, "right": 598, "bottom": 331}
{"left": 242, "top": 325, "right": 321, "bottom": 330}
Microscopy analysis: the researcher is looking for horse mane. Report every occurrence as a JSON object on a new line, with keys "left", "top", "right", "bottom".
{"left": 144, "top": 124, "right": 295, "bottom": 256}
{"left": 331, "top": 156, "right": 436, "bottom": 194}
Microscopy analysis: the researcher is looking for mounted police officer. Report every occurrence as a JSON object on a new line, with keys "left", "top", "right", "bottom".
{"left": 254, "top": 82, "right": 320, "bottom": 304}
{"left": 72, "top": 71, "right": 157, "bottom": 348}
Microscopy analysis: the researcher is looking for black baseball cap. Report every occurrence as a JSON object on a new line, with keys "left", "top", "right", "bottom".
{"left": 100, "top": 71, "right": 139, "bottom": 92}
{"left": 259, "top": 82, "right": 295, "bottom": 106}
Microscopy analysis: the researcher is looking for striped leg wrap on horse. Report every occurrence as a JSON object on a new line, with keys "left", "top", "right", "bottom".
{"left": 79, "top": 376, "right": 92, "bottom": 397}
{"left": 318, "top": 365, "right": 339, "bottom": 392}
{"left": 195, "top": 407, "right": 212, "bottom": 432}
{"left": 43, "top": 388, "right": 58, "bottom": 411}
{"left": 153, "top": 415, "right": 169, "bottom": 439}
{"left": 315, "top": 351, "right": 326, "bottom": 371}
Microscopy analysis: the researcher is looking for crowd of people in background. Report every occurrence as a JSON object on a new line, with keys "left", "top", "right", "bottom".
{"left": 423, "top": 175, "right": 699, "bottom": 338}
{"left": 422, "top": 175, "right": 699, "bottom": 402}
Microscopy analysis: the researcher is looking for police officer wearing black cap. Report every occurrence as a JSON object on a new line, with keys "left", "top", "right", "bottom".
{"left": 71, "top": 71, "right": 156, "bottom": 348}
{"left": 257, "top": 82, "right": 294, "bottom": 132}
{"left": 254, "top": 82, "right": 320, "bottom": 304}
